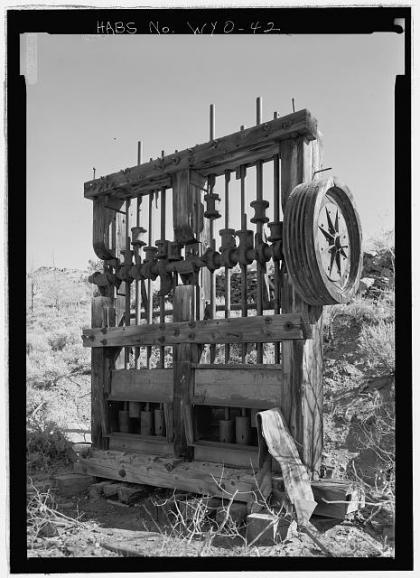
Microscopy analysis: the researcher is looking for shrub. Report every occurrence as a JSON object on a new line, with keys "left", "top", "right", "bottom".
{"left": 48, "top": 330, "right": 68, "bottom": 351}
{"left": 27, "top": 418, "right": 72, "bottom": 472}
{"left": 27, "top": 351, "right": 69, "bottom": 389}
{"left": 358, "top": 319, "right": 395, "bottom": 374}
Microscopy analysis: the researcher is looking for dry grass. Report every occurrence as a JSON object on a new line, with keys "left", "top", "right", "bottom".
{"left": 358, "top": 320, "right": 395, "bottom": 375}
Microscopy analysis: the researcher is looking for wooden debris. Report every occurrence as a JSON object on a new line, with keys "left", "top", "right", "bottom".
{"left": 117, "top": 484, "right": 150, "bottom": 504}
{"left": 311, "top": 479, "right": 364, "bottom": 520}
{"left": 106, "top": 499, "right": 130, "bottom": 508}
{"left": 88, "top": 481, "right": 109, "bottom": 500}
{"left": 246, "top": 512, "right": 289, "bottom": 546}
{"left": 54, "top": 473, "right": 95, "bottom": 497}
{"left": 99, "top": 529, "right": 162, "bottom": 557}
{"left": 102, "top": 482, "right": 120, "bottom": 498}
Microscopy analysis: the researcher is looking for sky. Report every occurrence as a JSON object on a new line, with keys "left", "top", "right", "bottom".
{"left": 23, "top": 32, "right": 404, "bottom": 271}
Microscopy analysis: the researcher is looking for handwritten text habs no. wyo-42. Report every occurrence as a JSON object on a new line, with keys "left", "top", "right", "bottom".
{"left": 96, "top": 20, "right": 281, "bottom": 34}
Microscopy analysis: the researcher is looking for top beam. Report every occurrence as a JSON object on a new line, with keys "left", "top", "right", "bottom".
{"left": 84, "top": 109, "right": 318, "bottom": 200}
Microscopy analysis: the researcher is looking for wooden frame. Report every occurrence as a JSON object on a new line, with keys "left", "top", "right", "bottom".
{"left": 85, "top": 107, "right": 325, "bottom": 497}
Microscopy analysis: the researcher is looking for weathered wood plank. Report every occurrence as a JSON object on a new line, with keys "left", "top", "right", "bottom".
{"left": 107, "top": 433, "right": 174, "bottom": 456}
{"left": 280, "top": 134, "right": 324, "bottom": 476}
{"left": 92, "top": 197, "right": 125, "bottom": 260}
{"left": 84, "top": 110, "right": 318, "bottom": 199}
{"left": 193, "top": 363, "right": 282, "bottom": 370}
{"left": 173, "top": 285, "right": 198, "bottom": 458}
{"left": 76, "top": 449, "right": 257, "bottom": 502}
{"left": 192, "top": 441, "right": 259, "bottom": 469}
{"left": 183, "top": 404, "right": 195, "bottom": 446}
{"left": 193, "top": 367, "right": 282, "bottom": 408}
{"left": 311, "top": 479, "right": 365, "bottom": 519}
{"left": 91, "top": 296, "right": 121, "bottom": 449}
{"left": 172, "top": 169, "right": 203, "bottom": 244}
{"left": 109, "top": 369, "right": 173, "bottom": 403}
{"left": 164, "top": 402, "right": 174, "bottom": 443}
{"left": 82, "top": 313, "right": 311, "bottom": 348}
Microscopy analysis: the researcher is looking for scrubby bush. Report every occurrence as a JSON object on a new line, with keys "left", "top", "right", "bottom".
{"left": 358, "top": 319, "right": 395, "bottom": 375}
{"left": 27, "top": 417, "right": 72, "bottom": 472}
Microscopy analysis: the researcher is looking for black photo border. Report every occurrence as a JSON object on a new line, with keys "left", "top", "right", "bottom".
{"left": 8, "top": 5, "right": 412, "bottom": 573}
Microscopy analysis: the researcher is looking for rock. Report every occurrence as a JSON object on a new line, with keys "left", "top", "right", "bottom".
{"left": 358, "top": 277, "right": 375, "bottom": 294}
{"left": 343, "top": 363, "right": 363, "bottom": 377}
{"left": 39, "top": 522, "right": 59, "bottom": 538}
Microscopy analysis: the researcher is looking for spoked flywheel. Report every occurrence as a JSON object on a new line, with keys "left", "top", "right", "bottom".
{"left": 283, "top": 177, "right": 363, "bottom": 305}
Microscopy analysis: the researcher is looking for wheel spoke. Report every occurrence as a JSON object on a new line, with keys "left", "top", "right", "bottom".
{"left": 329, "top": 249, "right": 336, "bottom": 274}
{"left": 335, "top": 251, "right": 342, "bottom": 276}
{"left": 318, "top": 225, "right": 335, "bottom": 243}
{"left": 326, "top": 207, "right": 335, "bottom": 235}
{"left": 339, "top": 248, "right": 348, "bottom": 259}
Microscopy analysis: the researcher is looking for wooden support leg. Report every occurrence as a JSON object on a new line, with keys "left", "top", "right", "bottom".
{"left": 280, "top": 135, "right": 324, "bottom": 477}
{"left": 173, "top": 285, "right": 199, "bottom": 457}
{"left": 91, "top": 296, "right": 120, "bottom": 450}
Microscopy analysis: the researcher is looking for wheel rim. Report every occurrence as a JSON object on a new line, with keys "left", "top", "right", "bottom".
{"left": 283, "top": 177, "right": 362, "bottom": 305}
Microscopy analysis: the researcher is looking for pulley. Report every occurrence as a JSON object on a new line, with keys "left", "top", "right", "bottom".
{"left": 131, "top": 226, "right": 147, "bottom": 248}
{"left": 204, "top": 191, "right": 221, "bottom": 220}
{"left": 236, "top": 230, "right": 254, "bottom": 266}
{"left": 283, "top": 177, "right": 362, "bottom": 305}
{"left": 250, "top": 199, "right": 269, "bottom": 224}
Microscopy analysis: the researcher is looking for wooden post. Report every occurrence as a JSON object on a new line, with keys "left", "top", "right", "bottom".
{"left": 114, "top": 209, "right": 127, "bottom": 369}
{"left": 171, "top": 168, "right": 210, "bottom": 454}
{"left": 172, "top": 168, "right": 211, "bottom": 320}
{"left": 91, "top": 296, "right": 120, "bottom": 450}
{"left": 172, "top": 285, "right": 198, "bottom": 457}
{"left": 279, "top": 134, "right": 324, "bottom": 477}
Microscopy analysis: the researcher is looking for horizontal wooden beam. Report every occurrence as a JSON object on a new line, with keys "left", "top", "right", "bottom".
{"left": 82, "top": 314, "right": 311, "bottom": 348}
{"left": 75, "top": 449, "right": 260, "bottom": 502}
{"left": 84, "top": 109, "right": 317, "bottom": 200}
{"left": 109, "top": 369, "right": 173, "bottom": 402}
{"left": 192, "top": 363, "right": 282, "bottom": 370}
{"left": 192, "top": 441, "right": 259, "bottom": 470}
{"left": 107, "top": 433, "right": 174, "bottom": 456}
{"left": 193, "top": 367, "right": 282, "bottom": 408}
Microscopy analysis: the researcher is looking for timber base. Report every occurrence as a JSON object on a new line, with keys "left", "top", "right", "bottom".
{"left": 74, "top": 449, "right": 261, "bottom": 503}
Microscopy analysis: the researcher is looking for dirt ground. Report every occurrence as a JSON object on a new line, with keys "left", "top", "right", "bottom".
{"left": 27, "top": 465, "right": 394, "bottom": 559}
